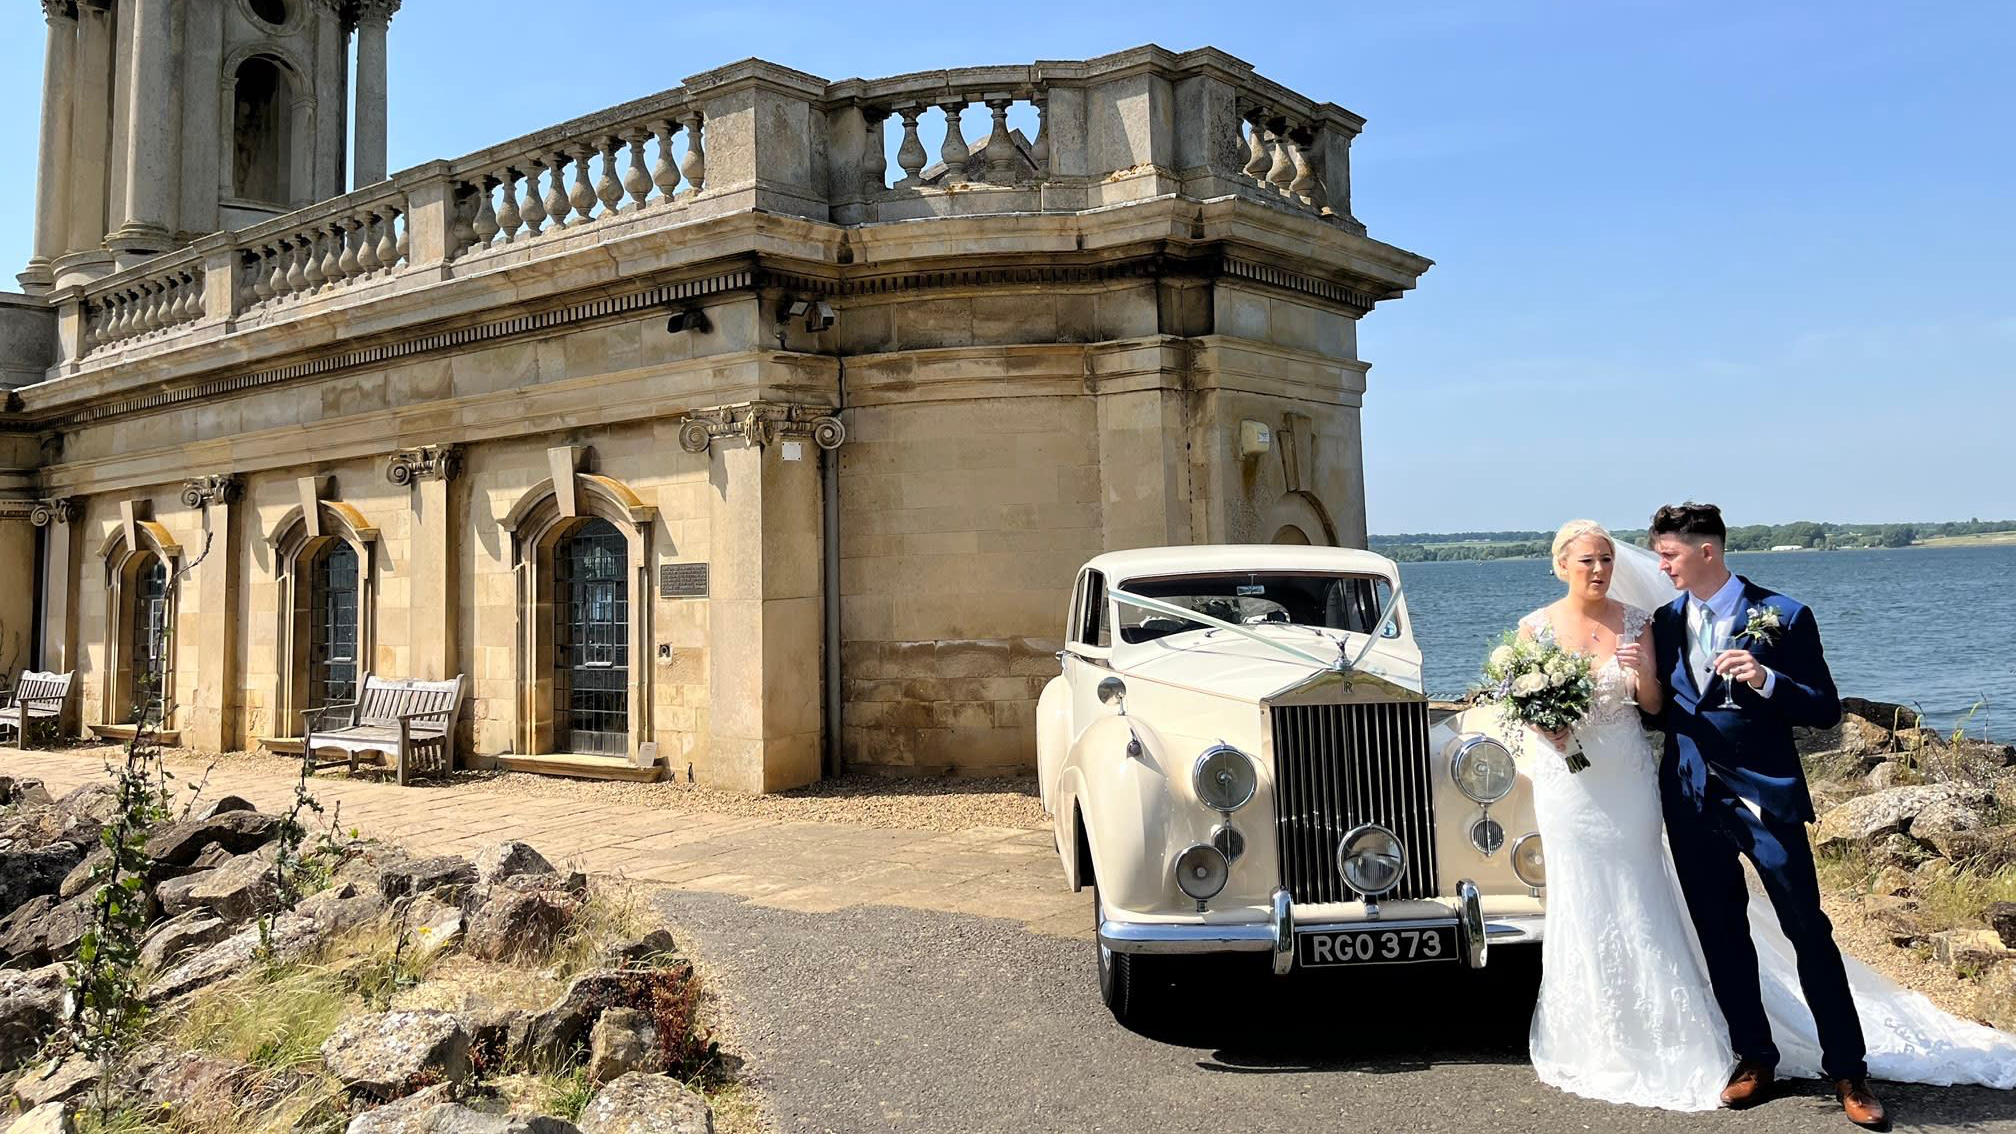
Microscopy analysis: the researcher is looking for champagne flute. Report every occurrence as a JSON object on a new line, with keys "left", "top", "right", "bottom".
{"left": 1594, "top": 627, "right": 1638, "bottom": 708}
{"left": 1712, "top": 624, "right": 1742, "bottom": 710}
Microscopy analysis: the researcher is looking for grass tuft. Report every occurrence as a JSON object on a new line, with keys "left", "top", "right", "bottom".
{"left": 176, "top": 965, "right": 349, "bottom": 1073}
{"left": 1914, "top": 863, "right": 2016, "bottom": 930}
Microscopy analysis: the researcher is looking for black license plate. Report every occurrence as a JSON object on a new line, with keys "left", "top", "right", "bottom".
{"left": 1297, "top": 923, "right": 1458, "bottom": 967}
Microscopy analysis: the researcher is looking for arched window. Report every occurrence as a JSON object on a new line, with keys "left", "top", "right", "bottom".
{"left": 308, "top": 542, "right": 361, "bottom": 711}
{"left": 232, "top": 57, "right": 292, "bottom": 204}
{"left": 554, "top": 519, "right": 630, "bottom": 755}
{"left": 131, "top": 555, "right": 170, "bottom": 724}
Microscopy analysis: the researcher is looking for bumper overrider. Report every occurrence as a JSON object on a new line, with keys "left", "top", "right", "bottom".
{"left": 1097, "top": 880, "right": 1546, "bottom": 974}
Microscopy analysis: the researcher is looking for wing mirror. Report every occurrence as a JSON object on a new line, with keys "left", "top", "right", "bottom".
{"left": 1096, "top": 677, "right": 1128, "bottom": 715}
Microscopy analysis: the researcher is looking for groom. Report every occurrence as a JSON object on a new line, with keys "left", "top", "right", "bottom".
{"left": 1648, "top": 502, "right": 1886, "bottom": 1129}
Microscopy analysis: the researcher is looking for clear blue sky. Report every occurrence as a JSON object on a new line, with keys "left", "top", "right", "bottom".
{"left": 3, "top": 1, "right": 2010, "bottom": 534}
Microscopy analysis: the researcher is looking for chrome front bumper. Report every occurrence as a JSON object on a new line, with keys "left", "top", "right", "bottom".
{"left": 1096, "top": 880, "right": 1545, "bottom": 974}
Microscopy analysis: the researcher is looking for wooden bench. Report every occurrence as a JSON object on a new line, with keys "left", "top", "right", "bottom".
{"left": 302, "top": 674, "right": 466, "bottom": 786}
{"left": 0, "top": 671, "right": 74, "bottom": 749}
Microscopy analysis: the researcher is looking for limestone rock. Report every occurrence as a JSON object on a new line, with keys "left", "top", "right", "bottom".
{"left": 12, "top": 1054, "right": 96, "bottom": 1108}
{"left": 192, "top": 795, "right": 257, "bottom": 821}
{"left": 5, "top": 1103, "right": 74, "bottom": 1134}
{"left": 1975, "top": 964, "right": 2016, "bottom": 1032}
{"left": 377, "top": 857, "right": 479, "bottom": 904}
{"left": 1859, "top": 894, "right": 1925, "bottom": 946}
{"left": 138, "top": 911, "right": 233, "bottom": 972}
{"left": 464, "top": 886, "right": 576, "bottom": 963}
{"left": 0, "top": 778, "right": 52, "bottom": 807}
{"left": 1812, "top": 784, "right": 1995, "bottom": 850}
{"left": 1988, "top": 902, "right": 2016, "bottom": 951}
{"left": 1863, "top": 761, "right": 1901, "bottom": 791}
{"left": 320, "top": 1009, "right": 472, "bottom": 1100}
{"left": 472, "top": 841, "right": 555, "bottom": 886}
{"left": 1868, "top": 865, "right": 1917, "bottom": 897}
{"left": 178, "top": 851, "right": 281, "bottom": 921}
{"left": 142, "top": 1049, "right": 248, "bottom": 1110}
{"left": 1868, "top": 832, "right": 1933, "bottom": 870}
{"left": 395, "top": 894, "right": 465, "bottom": 965}
{"left": 601, "top": 929, "right": 677, "bottom": 970}
{"left": 1910, "top": 795, "right": 1991, "bottom": 838}
{"left": 1797, "top": 699, "right": 1920, "bottom": 756}
{"left": 1923, "top": 826, "right": 2016, "bottom": 873}
{"left": 528, "top": 965, "right": 694, "bottom": 1067}
{"left": 0, "top": 965, "right": 69, "bottom": 1073}
{"left": 149, "top": 915, "right": 318, "bottom": 1003}
{"left": 577, "top": 1072, "right": 714, "bottom": 1134}
{"left": 586, "top": 1007, "right": 662, "bottom": 1084}
{"left": 54, "top": 784, "right": 121, "bottom": 825}
{"left": 298, "top": 881, "right": 389, "bottom": 937}
{"left": 1930, "top": 929, "right": 2011, "bottom": 973}
{"left": 0, "top": 892, "right": 90, "bottom": 964}
{"left": 147, "top": 811, "right": 281, "bottom": 868}
{"left": 347, "top": 1085, "right": 579, "bottom": 1134}
{"left": 0, "top": 841, "right": 85, "bottom": 918}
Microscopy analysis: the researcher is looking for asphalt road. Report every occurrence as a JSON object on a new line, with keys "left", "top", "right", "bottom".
{"left": 653, "top": 889, "right": 2016, "bottom": 1134}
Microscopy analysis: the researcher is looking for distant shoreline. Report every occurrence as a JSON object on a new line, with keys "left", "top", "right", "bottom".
{"left": 1390, "top": 539, "right": 2016, "bottom": 565}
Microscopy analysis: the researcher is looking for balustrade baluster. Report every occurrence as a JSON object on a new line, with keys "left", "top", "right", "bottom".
{"left": 471, "top": 178, "right": 500, "bottom": 248}
{"left": 596, "top": 138, "right": 624, "bottom": 216}
{"left": 338, "top": 219, "right": 363, "bottom": 279}
{"left": 137, "top": 286, "right": 159, "bottom": 336}
{"left": 379, "top": 208, "right": 403, "bottom": 269}
{"left": 860, "top": 109, "right": 888, "bottom": 195}
{"left": 894, "top": 105, "right": 927, "bottom": 186}
{"left": 286, "top": 238, "right": 311, "bottom": 294}
{"left": 85, "top": 304, "right": 102, "bottom": 348}
{"left": 267, "top": 243, "right": 290, "bottom": 298}
{"left": 110, "top": 293, "right": 130, "bottom": 340}
{"left": 177, "top": 273, "right": 200, "bottom": 323}
{"left": 251, "top": 248, "right": 274, "bottom": 301}
{"left": 322, "top": 224, "right": 348, "bottom": 287}
{"left": 544, "top": 152, "right": 573, "bottom": 229}
{"left": 651, "top": 123, "right": 681, "bottom": 202}
{"left": 521, "top": 162, "right": 548, "bottom": 235}
{"left": 299, "top": 229, "right": 326, "bottom": 291}
{"left": 1031, "top": 96, "right": 1049, "bottom": 178}
{"left": 939, "top": 100, "right": 970, "bottom": 182}
{"left": 679, "top": 111, "right": 705, "bottom": 193}
{"left": 100, "top": 296, "right": 117, "bottom": 342}
{"left": 394, "top": 207, "right": 410, "bottom": 265}
{"left": 495, "top": 169, "right": 522, "bottom": 241}
{"left": 357, "top": 216, "right": 383, "bottom": 273}
{"left": 569, "top": 145, "right": 599, "bottom": 222}
{"left": 451, "top": 185, "right": 481, "bottom": 257}
{"left": 1288, "top": 128, "right": 1321, "bottom": 208}
{"left": 1242, "top": 108, "right": 1271, "bottom": 182}
{"left": 1264, "top": 116, "right": 1295, "bottom": 192}
{"left": 622, "top": 133, "right": 651, "bottom": 210}
{"left": 984, "top": 98, "right": 1016, "bottom": 184}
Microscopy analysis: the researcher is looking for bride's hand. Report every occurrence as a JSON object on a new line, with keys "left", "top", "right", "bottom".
{"left": 1615, "top": 641, "right": 1645, "bottom": 677}
{"left": 1538, "top": 725, "right": 1574, "bottom": 750}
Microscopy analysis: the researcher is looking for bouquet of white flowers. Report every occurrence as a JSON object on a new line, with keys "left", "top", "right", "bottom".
{"left": 1479, "top": 630, "right": 1596, "bottom": 772}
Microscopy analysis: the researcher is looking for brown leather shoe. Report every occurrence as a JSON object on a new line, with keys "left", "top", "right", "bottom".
{"left": 1720, "top": 1060, "right": 1775, "bottom": 1108}
{"left": 1835, "top": 1077, "right": 1889, "bottom": 1130}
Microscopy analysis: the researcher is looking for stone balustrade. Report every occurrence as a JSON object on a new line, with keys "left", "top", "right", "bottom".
{"left": 52, "top": 45, "right": 1369, "bottom": 371}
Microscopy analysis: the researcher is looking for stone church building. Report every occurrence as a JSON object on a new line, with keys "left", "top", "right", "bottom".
{"left": 0, "top": 1, "right": 1431, "bottom": 791}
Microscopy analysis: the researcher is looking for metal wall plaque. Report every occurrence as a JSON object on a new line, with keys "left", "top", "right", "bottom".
{"left": 659, "top": 562, "right": 710, "bottom": 598}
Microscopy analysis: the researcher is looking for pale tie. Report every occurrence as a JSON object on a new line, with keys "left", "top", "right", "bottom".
{"left": 1691, "top": 601, "right": 1718, "bottom": 691}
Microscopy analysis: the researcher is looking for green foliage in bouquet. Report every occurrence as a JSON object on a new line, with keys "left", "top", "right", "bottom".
{"left": 1478, "top": 629, "right": 1597, "bottom": 772}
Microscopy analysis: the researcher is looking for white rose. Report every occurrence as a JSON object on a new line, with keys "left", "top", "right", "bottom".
{"left": 1488, "top": 645, "right": 1515, "bottom": 672}
{"left": 1510, "top": 672, "right": 1549, "bottom": 697}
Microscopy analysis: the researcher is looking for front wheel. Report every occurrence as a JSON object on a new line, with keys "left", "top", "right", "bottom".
{"left": 1094, "top": 883, "right": 1159, "bottom": 1029}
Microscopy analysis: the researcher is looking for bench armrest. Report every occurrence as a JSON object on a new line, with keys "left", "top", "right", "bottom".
{"left": 396, "top": 706, "right": 458, "bottom": 723}
{"left": 16, "top": 695, "right": 69, "bottom": 707}
{"left": 303, "top": 699, "right": 363, "bottom": 733}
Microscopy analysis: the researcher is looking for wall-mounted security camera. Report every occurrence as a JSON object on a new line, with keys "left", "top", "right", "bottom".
{"left": 776, "top": 298, "right": 836, "bottom": 333}
{"left": 666, "top": 308, "right": 711, "bottom": 334}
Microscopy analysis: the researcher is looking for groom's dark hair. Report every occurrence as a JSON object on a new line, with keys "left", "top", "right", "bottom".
{"left": 1650, "top": 501, "right": 1727, "bottom": 545}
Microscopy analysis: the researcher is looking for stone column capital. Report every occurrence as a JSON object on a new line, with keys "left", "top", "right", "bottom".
{"left": 387, "top": 444, "right": 463, "bottom": 485}
{"left": 179, "top": 474, "right": 241, "bottom": 508}
{"left": 677, "top": 402, "right": 846, "bottom": 454}
{"left": 41, "top": 1, "right": 77, "bottom": 22}
{"left": 29, "top": 497, "right": 80, "bottom": 526}
{"left": 345, "top": 0, "right": 401, "bottom": 28}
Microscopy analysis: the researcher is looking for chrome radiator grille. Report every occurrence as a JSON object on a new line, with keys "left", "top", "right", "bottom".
{"left": 1270, "top": 700, "right": 1439, "bottom": 905}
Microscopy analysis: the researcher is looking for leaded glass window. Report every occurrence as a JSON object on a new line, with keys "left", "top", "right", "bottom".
{"left": 555, "top": 520, "right": 629, "bottom": 755}
{"left": 132, "top": 556, "right": 168, "bottom": 723}
{"left": 308, "top": 542, "right": 360, "bottom": 710}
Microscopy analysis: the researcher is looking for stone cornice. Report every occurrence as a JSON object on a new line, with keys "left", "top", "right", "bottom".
{"left": 386, "top": 444, "right": 462, "bottom": 485}
{"left": 676, "top": 402, "right": 846, "bottom": 453}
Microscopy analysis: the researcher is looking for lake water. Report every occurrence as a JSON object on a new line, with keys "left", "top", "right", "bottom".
{"left": 1399, "top": 544, "right": 2016, "bottom": 736}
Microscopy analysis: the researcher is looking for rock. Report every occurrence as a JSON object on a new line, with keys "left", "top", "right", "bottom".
{"left": 472, "top": 841, "right": 555, "bottom": 886}
{"left": 1861, "top": 895, "right": 1927, "bottom": 946}
{"left": 12, "top": 1054, "right": 96, "bottom": 1108}
{"left": 527, "top": 965, "right": 695, "bottom": 1067}
{"left": 601, "top": 929, "right": 677, "bottom": 970}
{"left": 586, "top": 1008, "right": 662, "bottom": 1084}
{"left": 1911, "top": 795, "right": 1991, "bottom": 838}
{"left": 177, "top": 851, "right": 281, "bottom": 921}
{"left": 1975, "top": 964, "right": 2016, "bottom": 1032}
{"left": 1988, "top": 902, "right": 2016, "bottom": 951}
{"left": 1863, "top": 761, "right": 1901, "bottom": 791}
{"left": 502, "top": 870, "right": 587, "bottom": 897}
{"left": 298, "top": 881, "right": 389, "bottom": 937}
{"left": 1797, "top": 699, "right": 1921, "bottom": 756}
{"left": 147, "top": 811, "right": 281, "bottom": 868}
{"left": 192, "top": 795, "right": 257, "bottom": 821}
{"left": 577, "top": 1072, "right": 714, "bottom": 1134}
{"left": 149, "top": 916, "right": 318, "bottom": 1003}
{"left": 0, "top": 892, "right": 90, "bottom": 964}
{"left": 344, "top": 1084, "right": 456, "bottom": 1133}
{"left": 394, "top": 895, "right": 465, "bottom": 965}
{"left": 320, "top": 1009, "right": 472, "bottom": 1100}
{"left": 5, "top": 1103, "right": 74, "bottom": 1134}
{"left": 1868, "top": 832, "right": 1933, "bottom": 870}
{"left": 466, "top": 1004, "right": 529, "bottom": 1075}
{"left": 142, "top": 1049, "right": 248, "bottom": 1110}
{"left": 0, "top": 965, "right": 69, "bottom": 1073}
{"left": 0, "top": 778, "right": 52, "bottom": 807}
{"left": 1923, "top": 826, "right": 2016, "bottom": 872}
{"left": 377, "top": 857, "right": 479, "bottom": 904}
{"left": 53, "top": 784, "right": 121, "bottom": 825}
{"left": 0, "top": 841, "right": 85, "bottom": 918}
{"left": 1812, "top": 784, "right": 1995, "bottom": 850}
{"left": 137, "top": 911, "right": 233, "bottom": 972}
{"left": 1931, "top": 929, "right": 2011, "bottom": 973}
{"left": 1868, "top": 865, "right": 1917, "bottom": 897}
{"left": 348, "top": 1086, "right": 580, "bottom": 1134}
{"left": 464, "top": 887, "right": 577, "bottom": 963}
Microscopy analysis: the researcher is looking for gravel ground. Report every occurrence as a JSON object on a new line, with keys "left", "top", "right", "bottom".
{"left": 654, "top": 889, "right": 2016, "bottom": 1134}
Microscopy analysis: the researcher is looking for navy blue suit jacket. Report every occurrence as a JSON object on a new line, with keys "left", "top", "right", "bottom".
{"left": 1652, "top": 578, "right": 1842, "bottom": 824}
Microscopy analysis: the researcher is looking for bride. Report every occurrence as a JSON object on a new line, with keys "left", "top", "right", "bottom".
{"left": 1518, "top": 519, "right": 2016, "bottom": 1114}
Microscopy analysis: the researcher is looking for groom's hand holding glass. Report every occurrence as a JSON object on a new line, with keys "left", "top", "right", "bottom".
{"left": 1711, "top": 647, "right": 1769, "bottom": 691}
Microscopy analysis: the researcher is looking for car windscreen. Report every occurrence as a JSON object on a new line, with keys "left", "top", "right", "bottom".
{"left": 1115, "top": 572, "right": 1398, "bottom": 645}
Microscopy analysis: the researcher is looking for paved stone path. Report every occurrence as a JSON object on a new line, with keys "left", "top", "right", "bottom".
{"left": 0, "top": 747, "right": 1085, "bottom": 940}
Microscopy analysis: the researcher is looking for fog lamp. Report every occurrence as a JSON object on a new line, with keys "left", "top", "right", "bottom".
{"left": 1336, "top": 824, "right": 1406, "bottom": 898}
{"left": 1512, "top": 832, "right": 1546, "bottom": 889}
{"left": 1174, "top": 843, "right": 1229, "bottom": 903}
{"left": 1470, "top": 817, "right": 1505, "bottom": 857}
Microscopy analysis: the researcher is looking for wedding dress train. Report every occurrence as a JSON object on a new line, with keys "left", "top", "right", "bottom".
{"left": 1520, "top": 605, "right": 2016, "bottom": 1111}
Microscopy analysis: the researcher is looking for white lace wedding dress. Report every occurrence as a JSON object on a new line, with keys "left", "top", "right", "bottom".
{"left": 1521, "top": 605, "right": 2016, "bottom": 1111}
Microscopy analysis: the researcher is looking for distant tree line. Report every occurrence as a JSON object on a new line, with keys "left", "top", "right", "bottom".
{"left": 1370, "top": 518, "right": 2016, "bottom": 562}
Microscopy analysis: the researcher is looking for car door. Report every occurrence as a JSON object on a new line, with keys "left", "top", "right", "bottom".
{"left": 1064, "top": 568, "right": 1115, "bottom": 745}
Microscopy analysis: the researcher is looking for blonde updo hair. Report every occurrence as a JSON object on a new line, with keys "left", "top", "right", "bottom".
{"left": 1551, "top": 519, "right": 1615, "bottom": 581}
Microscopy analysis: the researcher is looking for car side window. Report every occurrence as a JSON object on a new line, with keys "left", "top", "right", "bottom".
{"left": 1067, "top": 572, "right": 1086, "bottom": 644}
{"left": 1082, "top": 571, "right": 1109, "bottom": 649}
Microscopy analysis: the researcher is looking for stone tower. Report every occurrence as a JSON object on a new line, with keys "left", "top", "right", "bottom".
{"left": 19, "top": 0, "right": 399, "bottom": 293}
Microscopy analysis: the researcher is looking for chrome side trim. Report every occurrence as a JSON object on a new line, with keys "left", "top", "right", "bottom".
{"left": 1456, "top": 879, "right": 1487, "bottom": 969}
{"left": 1270, "top": 888, "right": 1295, "bottom": 974}
{"left": 1482, "top": 915, "right": 1545, "bottom": 944}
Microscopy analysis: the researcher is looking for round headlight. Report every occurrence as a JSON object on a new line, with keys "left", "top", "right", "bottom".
{"left": 1470, "top": 817, "right": 1505, "bottom": 856}
{"left": 1336, "top": 824, "right": 1407, "bottom": 898}
{"left": 1173, "top": 843, "right": 1229, "bottom": 901}
{"left": 1447, "top": 734, "right": 1516, "bottom": 804}
{"left": 1511, "top": 832, "right": 1546, "bottom": 889}
{"left": 1193, "top": 745, "right": 1258, "bottom": 812}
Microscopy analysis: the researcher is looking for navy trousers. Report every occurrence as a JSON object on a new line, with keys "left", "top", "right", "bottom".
{"left": 1664, "top": 772, "right": 1867, "bottom": 1081}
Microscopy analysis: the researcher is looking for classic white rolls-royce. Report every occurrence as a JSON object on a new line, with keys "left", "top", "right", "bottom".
{"left": 1037, "top": 545, "right": 1546, "bottom": 1024}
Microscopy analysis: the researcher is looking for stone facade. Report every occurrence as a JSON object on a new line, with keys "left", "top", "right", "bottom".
{"left": 0, "top": 16, "right": 1431, "bottom": 790}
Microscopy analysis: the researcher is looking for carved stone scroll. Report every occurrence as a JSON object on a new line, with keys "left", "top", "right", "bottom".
{"left": 676, "top": 403, "right": 846, "bottom": 454}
